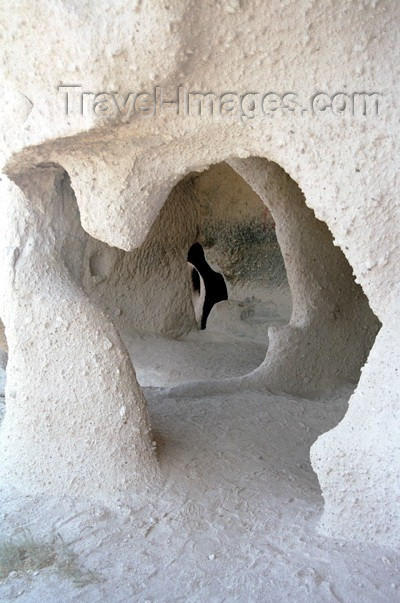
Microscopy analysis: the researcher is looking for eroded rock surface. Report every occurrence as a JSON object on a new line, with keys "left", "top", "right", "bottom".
{"left": 0, "top": 0, "right": 398, "bottom": 546}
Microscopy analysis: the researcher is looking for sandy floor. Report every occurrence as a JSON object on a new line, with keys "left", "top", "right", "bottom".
{"left": 0, "top": 306, "right": 399, "bottom": 602}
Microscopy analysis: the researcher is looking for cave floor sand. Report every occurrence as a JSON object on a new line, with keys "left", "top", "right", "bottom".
{"left": 0, "top": 328, "right": 399, "bottom": 602}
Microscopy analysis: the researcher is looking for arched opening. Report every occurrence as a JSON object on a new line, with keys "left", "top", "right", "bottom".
{"left": 0, "top": 155, "right": 382, "bottom": 551}
{"left": 0, "top": 1, "right": 397, "bottom": 581}
{"left": 0, "top": 157, "right": 379, "bottom": 423}
{"left": 81, "top": 157, "right": 376, "bottom": 396}
{"left": 71, "top": 161, "right": 294, "bottom": 388}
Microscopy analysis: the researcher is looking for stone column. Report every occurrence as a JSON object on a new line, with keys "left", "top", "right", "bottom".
{"left": 311, "top": 298, "right": 400, "bottom": 548}
{"left": 0, "top": 169, "right": 158, "bottom": 503}
{"left": 229, "top": 158, "right": 379, "bottom": 396}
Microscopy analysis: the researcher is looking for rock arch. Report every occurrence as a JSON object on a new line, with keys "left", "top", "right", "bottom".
{"left": 0, "top": 152, "right": 386, "bottom": 546}
{"left": 0, "top": 0, "right": 399, "bottom": 549}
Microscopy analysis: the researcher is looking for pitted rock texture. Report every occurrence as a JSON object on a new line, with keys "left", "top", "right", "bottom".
{"left": 0, "top": 0, "right": 398, "bottom": 547}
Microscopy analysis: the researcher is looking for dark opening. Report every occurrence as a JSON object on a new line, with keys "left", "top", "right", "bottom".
{"left": 187, "top": 242, "right": 228, "bottom": 329}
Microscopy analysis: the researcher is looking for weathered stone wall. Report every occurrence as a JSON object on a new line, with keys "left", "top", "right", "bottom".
{"left": 81, "top": 174, "right": 198, "bottom": 338}
{"left": 0, "top": 0, "right": 398, "bottom": 547}
{"left": 229, "top": 158, "right": 380, "bottom": 393}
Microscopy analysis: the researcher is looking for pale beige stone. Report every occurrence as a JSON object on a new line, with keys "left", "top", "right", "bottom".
{"left": 0, "top": 0, "right": 398, "bottom": 547}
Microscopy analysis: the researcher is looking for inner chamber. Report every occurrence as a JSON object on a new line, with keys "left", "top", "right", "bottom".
{"left": 80, "top": 162, "right": 293, "bottom": 388}
{"left": 73, "top": 158, "right": 378, "bottom": 394}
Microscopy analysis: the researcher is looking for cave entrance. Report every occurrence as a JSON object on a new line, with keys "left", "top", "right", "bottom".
{"left": 70, "top": 156, "right": 377, "bottom": 395}
{"left": 0, "top": 156, "right": 382, "bottom": 539}
{"left": 124, "top": 157, "right": 379, "bottom": 395}
{"left": 123, "top": 161, "right": 293, "bottom": 387}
